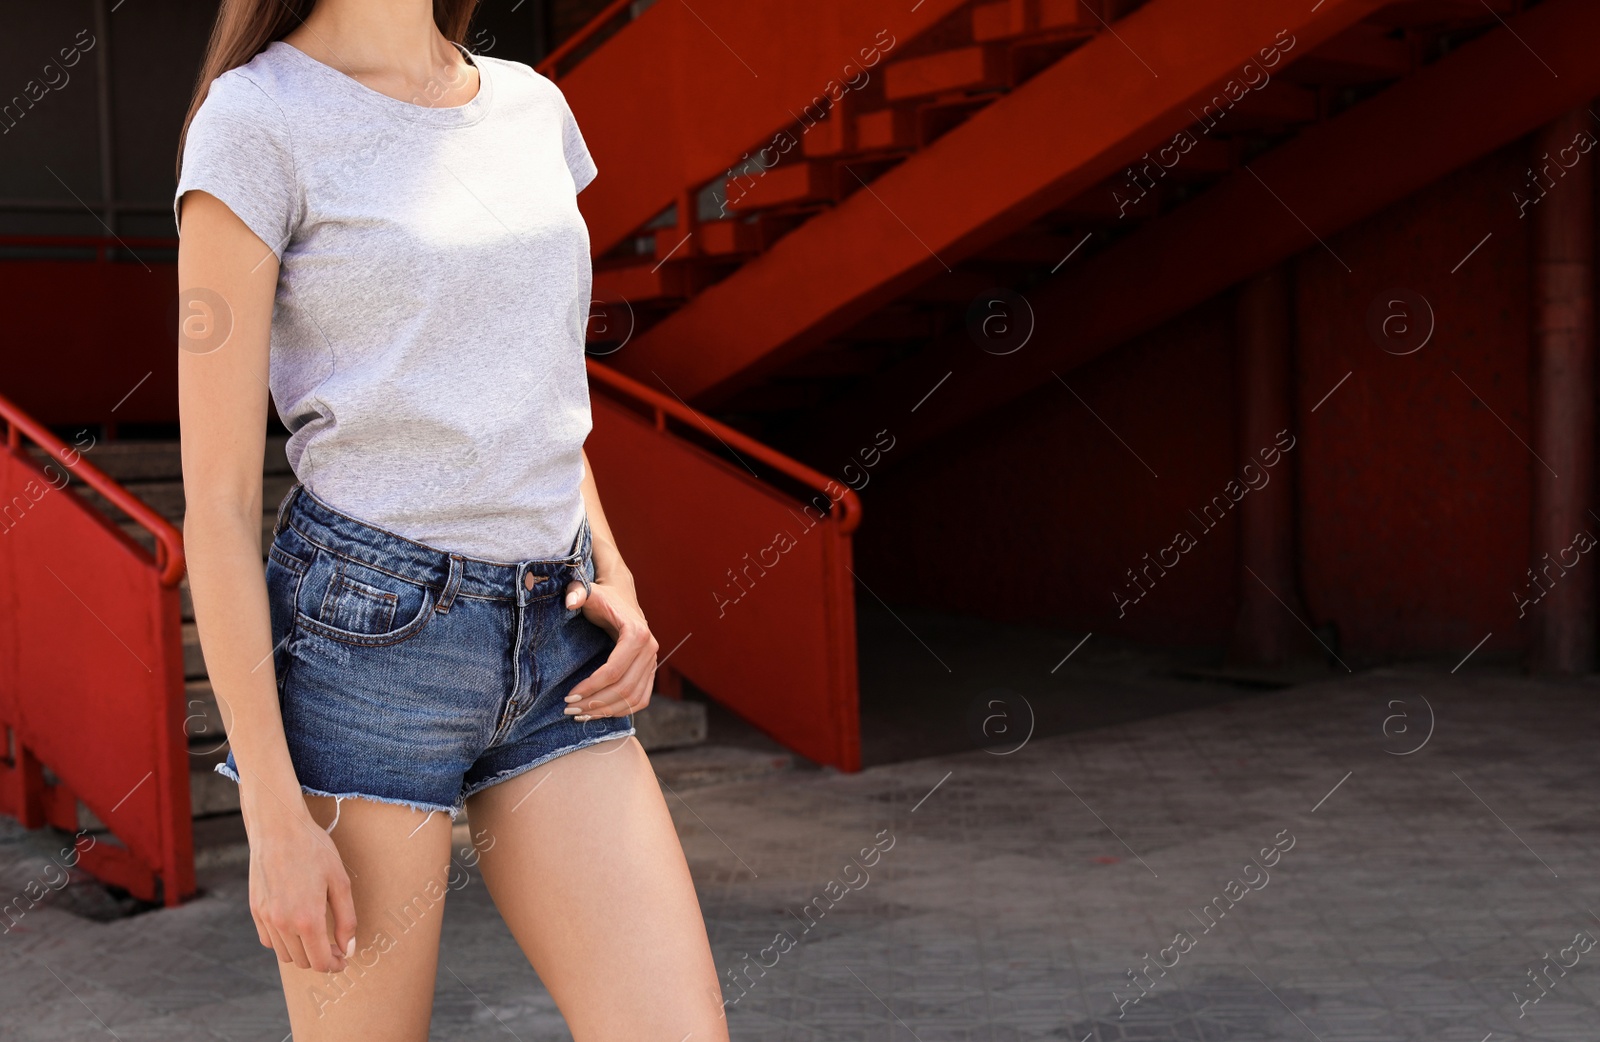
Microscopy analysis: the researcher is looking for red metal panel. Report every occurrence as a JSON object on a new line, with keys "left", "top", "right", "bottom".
{"left": 0, "top": 403, "right": 192, "bottom": 904}
{"left": 584, "top": 365, "right": 861, "bottom": 771}
{"left": 611, "top": 0, "right": 1387, "bottom": 403}
{"left": 0, "top": 238, "right": 179, "bottom": 428}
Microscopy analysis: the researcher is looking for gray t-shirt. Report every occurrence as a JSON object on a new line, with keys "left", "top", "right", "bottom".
{"left": 175, "top": 40, "right": 599, "bottom": 563}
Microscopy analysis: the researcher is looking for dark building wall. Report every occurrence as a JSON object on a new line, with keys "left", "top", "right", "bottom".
{"left": 856, "top": 294, "right": 1240, "bottom": 648}
{"left": 856, "top": 137, "right": 1545, "bottom": 662}
{"left": 1294, "top": 141, "right": 1535, "bottom": 659}
{"left": 0, "top": 0, "right": 549, "bottom": 239}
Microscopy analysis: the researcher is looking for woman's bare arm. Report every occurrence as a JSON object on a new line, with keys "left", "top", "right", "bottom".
{"left": 177, "top": 189, "right": 354, "bottom": 973}
{"left": 576, "top": 449, "right": 629, "bottom": 594}
{"left": 562, "top": 450, "right": 658, "bottom": 719}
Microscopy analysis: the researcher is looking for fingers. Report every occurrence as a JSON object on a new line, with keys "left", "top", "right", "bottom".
{"left": 566, "top": 617, "right": 653, "bottom": 707}
{"left": 565, "top": 599, "right": 633, "bottom": 702}
{"left": 250, "top": 906, "right": 272, "bottom": 949}
{"left": 247, "top": 820, "right": 356, "bottom": 975}
{"left": 565, "top": 637, "right": 629, "bottom": 703}
{"left": 561, "top": 579, "right": 658, "bottom": 717}
{"left": 268, "top": 921, "right": 312, "bottom": 970}
{"left": 566, "top": 629, "right": 657, "bottom": 719}
{"left": 563, "top": 578, "right": 587, "bottom": 610}
{"left": 259, "top": 887, "right": 351, "bottom": 973}
{"left": 297, "top": 908, "right": 345, "bottom": 974}
{"left": 328, "top": 873, "right": 359, "bottom": 964}
{"left": 583, "top": 646, "right": 656, "bottom": 717}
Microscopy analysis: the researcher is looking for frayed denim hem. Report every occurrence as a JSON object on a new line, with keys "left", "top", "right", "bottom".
{"left": 212, "top": 761, "right": 462, "bottom": 828}
{"left": 458, "top": 725, "right": 637, "bottom": 803}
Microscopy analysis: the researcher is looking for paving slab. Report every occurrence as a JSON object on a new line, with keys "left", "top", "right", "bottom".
{"left": 1, "top": 663, "right": 1596, "bottom": 1041}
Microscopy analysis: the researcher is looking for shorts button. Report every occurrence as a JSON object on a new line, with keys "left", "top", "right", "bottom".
{"left": 523, "top": 572, "right": 536, "bottom": 590}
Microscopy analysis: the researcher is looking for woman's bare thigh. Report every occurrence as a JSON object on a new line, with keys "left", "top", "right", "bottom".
{"left": 276, "top": 794, "right": 456, "bottom": 1042}
{"left": 465, "top": 736, "right": 729, "bottom": 1042}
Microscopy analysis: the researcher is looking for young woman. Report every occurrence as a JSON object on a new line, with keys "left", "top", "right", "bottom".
{"left": 174, "top": 1, "right": 729, "bottom": 1039}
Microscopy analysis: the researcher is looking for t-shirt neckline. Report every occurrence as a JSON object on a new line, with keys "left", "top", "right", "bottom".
{"left": 267, "top": 39, "right": 493, "bottom": 127}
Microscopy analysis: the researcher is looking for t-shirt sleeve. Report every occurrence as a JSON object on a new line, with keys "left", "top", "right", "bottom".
{"left": 558, "top": 91, "right": 598, "bottom": 194}
{"left": 174, "top": 73, "right": 301, "bottom": 259}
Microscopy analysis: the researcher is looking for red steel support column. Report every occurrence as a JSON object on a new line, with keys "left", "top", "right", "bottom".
{"left": 1229, "top": 262, "right": 1310, "bottom": 665}
{"left": 1529, "top": 107, "right": 1596, "bottom": 674}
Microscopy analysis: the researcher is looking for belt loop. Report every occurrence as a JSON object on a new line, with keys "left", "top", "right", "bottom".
{"left": 579, "top": 516, "right": 594, "bottom": 597}
{"left": 436, "top": 554, "right": 465, "bottom": 614}
{"left": 273, "top": 483, "right": 302, "bottom": 538}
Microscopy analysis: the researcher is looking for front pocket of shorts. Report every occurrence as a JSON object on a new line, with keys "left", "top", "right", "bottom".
{"left": 321, "top": 572, "right": 397, "bottom": 633}
{"left": 297, "top": 549, "right": 435, "bottom": 646}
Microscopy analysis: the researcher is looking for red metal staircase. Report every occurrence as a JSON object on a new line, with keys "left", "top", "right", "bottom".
{"left": 566, "top": 0, "right": 1394, "bottom": 401}
{"left": 556, "top": 0, "right": 1592, "bottom": 467}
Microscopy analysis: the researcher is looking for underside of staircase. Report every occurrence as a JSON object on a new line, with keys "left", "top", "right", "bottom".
{"left": 569, "top": 0, "right": 1598, "bottom": 470}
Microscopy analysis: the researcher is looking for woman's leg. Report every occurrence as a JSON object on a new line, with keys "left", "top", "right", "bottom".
{"left": 276, "top": 794, "right": 455, "bottom": 1041}
{"left": 465, "top": 736, "right": 730, "bottom": 1042}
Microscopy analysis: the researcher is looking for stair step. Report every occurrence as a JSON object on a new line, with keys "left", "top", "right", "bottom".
{"left": 973, "top": 0, "right": 1097, "bottom": 42}
{"left": 648, "top": 745, "right": 794, "bottom": 790}
{"left": 82, "top": 473, "right": 297, "bottom": 528}
{"left": 694, "top": 219, "right": 765, "bottom": 258}
{"left": 799, "top": 98, "right": 919, "bottom": 162}
{"left": 121, "top": 512, "right": 276, "bottom": 565}
{"left": 183, "top": 622, "right": 205, "bottom": 679}
{"left": 64, "top": 436, "right": 292, "bottom": 483}
{"left": 973, "top": 0, "right": 1028, "bottom": 41}
{"left": 184, "top": 679, "right": 228, "bottom": 744}
{"left": 798, "top": 98, "right": 854, "bottom": 159}
{"left": 591, "top": 263, "right": 688, "bottom": 305}
{"left": 188, "top": 748, "right": 243, "bottom": 818}
{"left": 724, "top": 161, "right": 837, "bottom": 214}
{"left": 851, "top": 108, "right": 919, "bottom": 153}
{"left": 885, "top": 44, "right": 1009, "bottom": 102}
{"left": 1044, "top": 0, "right": 1104, "bottom": 30}
{"left": 631, "top": 696, "right": 709, "bottom": 752}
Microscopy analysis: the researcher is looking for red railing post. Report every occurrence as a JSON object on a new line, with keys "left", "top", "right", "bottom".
{"left": 585, "top": 359, "right": 863, "bottom": 770}
{"left": 0, "top": 392, "right": 194, "bottom": 905}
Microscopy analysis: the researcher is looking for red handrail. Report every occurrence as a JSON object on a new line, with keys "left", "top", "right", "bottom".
{"left": 536, "top": 0, "right": 639, "bottom": 80}
{"left": 0, "top": 391, "right": 186, "bottom": 586}
{"left": 586, "top": 359, "right": 862, "bottom": 534}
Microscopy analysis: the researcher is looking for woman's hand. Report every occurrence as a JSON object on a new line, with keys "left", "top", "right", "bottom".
{"left": 563, "top": 569, "right": 658, "bottom": 720}
{"left": 245, "top": 798, "right": 357, "bottom": 974}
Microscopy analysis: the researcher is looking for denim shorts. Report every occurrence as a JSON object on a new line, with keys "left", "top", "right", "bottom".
{"left": 216, "top": 483, "right": 635, "bottom": 819}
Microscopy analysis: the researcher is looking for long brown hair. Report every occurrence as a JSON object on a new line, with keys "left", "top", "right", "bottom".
{"left": 176, "top": 0, "right": 481, "bottom": 179}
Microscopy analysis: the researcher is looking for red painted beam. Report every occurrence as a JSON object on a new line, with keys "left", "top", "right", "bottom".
{"left": 812, "top": 0, "right": 1600, "bottom": 465}
{"left": 611, "top": 0, "right": 1388, "bottom": 402}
